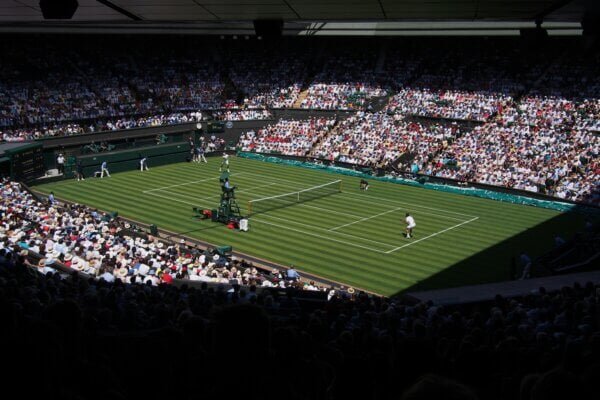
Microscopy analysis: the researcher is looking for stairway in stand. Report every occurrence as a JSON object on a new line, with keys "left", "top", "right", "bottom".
{"left": 292, "top": 89, "right": 310, "bottom": 108}
{"left": 308, "top": 119, "right": 340, "bottom": 157}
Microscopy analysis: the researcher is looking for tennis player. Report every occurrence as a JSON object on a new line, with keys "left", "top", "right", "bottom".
{"left": 360, "top": 179, "right": 369, "bottom": 191}
{"left": 220, "top": 153, "right": 230, "bottom": 172}
{"left": 405, "top": 213, "right": 416, "bottom": 238}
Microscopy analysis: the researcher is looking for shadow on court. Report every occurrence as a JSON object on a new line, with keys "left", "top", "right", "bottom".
{"left": 161, "top": 217, "right": 230, "bottom": 240}
{"left": 393, "top": 205, "right": 599, "bottom": 297}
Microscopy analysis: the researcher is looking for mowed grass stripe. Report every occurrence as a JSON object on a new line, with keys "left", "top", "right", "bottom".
{"left": 34, "top": 166, "right": 516, "bottom": 288}
{"left": 236, "top": 160, "right": 557, "bottom": 220}
{"left": 246, "top": 222, "right": 422, "bottom": 287}
{"left": 256, "top": 214, "right": 398, "bottom": 249}
{"left": 232, "top": 163, "right": 552, "bottom": 234}
{"left": 39, "top": 162, "right": 540, "bottom": 245}
{"left": 56, "top": 186, "right": 204, "bottom": 230}
{"left": 54, "top": 179, "right": 436, "bottom": 285}
{"left": 33, "top": 157, "right": 583, "bottom": 295}
{"left": 91, "top": 177, "right": 428, "bottom": 277}
{"left": 141, "top": 160, "right": 528, "bottom": 230}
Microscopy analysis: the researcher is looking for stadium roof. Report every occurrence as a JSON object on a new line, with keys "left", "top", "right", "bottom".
{"left": 0, "top": 1, "right": 595, "bottom": 36}
{"left": 0, "top": 0, "right": 589, "bottom": 22}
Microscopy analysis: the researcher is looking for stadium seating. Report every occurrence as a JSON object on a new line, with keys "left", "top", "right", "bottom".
{"left": 0, "top": 36, "right": 598, "bottom": 205}
{"left": 2, "top": 231, "right": 600, "bottom": 399}
{"left": 0, "top": 35, "right": 599, "bottom": 399}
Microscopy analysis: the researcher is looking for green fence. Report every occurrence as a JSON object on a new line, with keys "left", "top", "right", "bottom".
{"left": 238, "top": 152, "right": 595, "bottom": 213}
{"left": 77, "top": 142, "right": 190, "bottom": 177}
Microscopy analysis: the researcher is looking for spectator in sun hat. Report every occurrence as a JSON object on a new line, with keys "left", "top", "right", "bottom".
{"left": 63, "top": 253, "right": 73, "bottom": 267}
{"left": 116, "top": 266, "right": 128, "bottom": 281}
{"left": 70, "top": 256, "right": 84, "bottom": 271}
{"left": 37, "top": 257, "right": 55, "bottom": 275}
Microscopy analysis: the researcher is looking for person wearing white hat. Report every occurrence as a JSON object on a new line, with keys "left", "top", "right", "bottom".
{"left": 116, "top": 267, "right": 128, "bottom": 281}
{"left": 71, "top": 256, "right": 84, "bottom": 271}
{"left": 38, "top": 258, "right": 55, "bottom": 275}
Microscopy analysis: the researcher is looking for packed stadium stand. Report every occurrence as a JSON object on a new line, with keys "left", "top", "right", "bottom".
{"left": 1, "top": 36, "right": 597, "bottom": 204}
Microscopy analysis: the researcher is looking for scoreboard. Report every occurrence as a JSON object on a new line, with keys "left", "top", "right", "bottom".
{"left": 6, "top": 143, "right": 45, "bottom": 182}
{"left": 205, "top": 121, "right": 225, "bottom": 133}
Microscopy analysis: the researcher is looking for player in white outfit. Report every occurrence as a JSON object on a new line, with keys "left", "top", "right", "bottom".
{"left": 405, "top": 213, "right": 416, "bottom": 238}
{"left": 220, "top": 153, "right": 230, "bottom": 172}
{"left": 140, "top": 157, "right": 149, "bottom": 171}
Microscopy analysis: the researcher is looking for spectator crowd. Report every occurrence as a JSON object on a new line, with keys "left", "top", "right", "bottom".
{"left": 2, "top": 223, "right": 600, "bottom": 400}
{"left": 239, "top": 117, "right": 336, "bottom": 156}
{"left": 1, "top": 178, "right": 336, "bottom": 291}
{"left": 213, "top": 109, "right": 273, "bottom": 121}
{"left": 0, "top": 36, "right": 598, "bottom": 204}
{"left": 1, "top": 112, "right": 205, "bottom": 142}
{"left": 311, "top": 111, "right": 462, "bottom": 167}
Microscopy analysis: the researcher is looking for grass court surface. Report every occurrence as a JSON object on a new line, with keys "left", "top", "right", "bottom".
{"left": 33, "top": 156, "right": 586, "bottom": 296}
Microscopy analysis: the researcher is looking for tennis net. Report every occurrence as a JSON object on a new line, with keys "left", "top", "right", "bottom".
{"left": 248, "top": 180, "right": 342, "bottom": 215}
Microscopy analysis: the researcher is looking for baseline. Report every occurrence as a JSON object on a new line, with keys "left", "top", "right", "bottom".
{"left": 384, "top": 217, "right": 480, "bottom": 254}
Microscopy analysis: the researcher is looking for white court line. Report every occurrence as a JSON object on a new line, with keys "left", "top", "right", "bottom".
{"left": 329, "top": 207, "right": 404, "bottom": 231}
{"left": 144, "top": 190, "right": 386, "bottom": 248}
{"left": 342, "top": 194, "right": 469, "bottom": 222}
{"left": 344, "top": 192, "right": 478, "bottom": 219}
{"left": 249, "top": 171, "right": 474, "bottom": 221}
{"left": 384, "top": 217, "right": 479, "bottom": 254}
{"left": 244, "top": 187, "right": 364, "bottom": 219}
{"left": 259, "top": 214, "right": 398, "bottom": 248}
{"left": 143, "top": 173, "right": 246, "bottom": 193}
{"left": 252, "top": 218, "right": 389, "bottom": 254}
{"left": 144, "top": 190, "right": 477, "bottom": 254}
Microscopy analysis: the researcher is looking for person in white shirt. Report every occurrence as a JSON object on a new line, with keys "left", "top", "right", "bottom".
{"left": 405, "top": 213, "right": 416, "bottom": 239}
{"left": 101, "top": 161, "right": 110, "bottom": 178}
{"left": 220, "top": 153, "right": 230, "bottom": 172}
{"left": 56, "top": 153, "right": 65, "bottom": 175}
{"left": 140, "top": 156, "right": 149, "bottom": 171}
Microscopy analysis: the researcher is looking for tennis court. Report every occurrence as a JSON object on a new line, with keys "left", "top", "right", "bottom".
{"left": 32, "top": 156, "right": 585, "bottom": 295}
{"left": 145, "top": 172, "right": 478, "bottom": 254}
